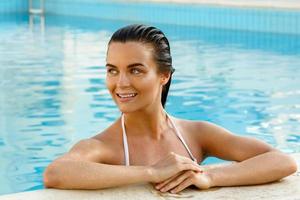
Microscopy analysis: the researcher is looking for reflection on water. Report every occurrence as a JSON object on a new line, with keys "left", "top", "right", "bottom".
{"left": 0, "top": 14, "right": 299, "bottom": 195}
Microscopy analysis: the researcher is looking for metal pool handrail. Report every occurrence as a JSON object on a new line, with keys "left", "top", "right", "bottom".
{"left": 29, "top": 0, "right": 45, "bottom": 15}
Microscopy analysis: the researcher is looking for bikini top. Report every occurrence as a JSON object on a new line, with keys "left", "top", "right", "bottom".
{"left": 121, "top": 111, "right": 197, "bottom": 166}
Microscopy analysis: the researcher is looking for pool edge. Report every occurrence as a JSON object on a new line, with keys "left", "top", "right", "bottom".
{"left": 0, "top": 153, "right": 299, "bottom": 200}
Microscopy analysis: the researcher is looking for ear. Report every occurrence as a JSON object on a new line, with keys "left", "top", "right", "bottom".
{"left": 160, "top": 72, "right": 171, "bottom": 86}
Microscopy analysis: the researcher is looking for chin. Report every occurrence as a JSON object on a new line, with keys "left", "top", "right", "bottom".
{"left": 117, "top": 105, "right": 139, "bottom": 114}
{"left": 114, "top": 98, "right": 154, "bottom": 114}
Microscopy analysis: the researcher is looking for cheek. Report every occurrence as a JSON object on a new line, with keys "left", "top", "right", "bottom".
{"left": 105, "top": 76, "right": 114, "bottom": 93}
{"left": 137, "top": 73, "right": 161, "bottom": 94}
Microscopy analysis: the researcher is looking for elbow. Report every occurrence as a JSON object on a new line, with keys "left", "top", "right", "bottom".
{"left": 43, "top": 163, "right": 61, "bottom": 188}
{"left": 280, "top": 153, "right": 298, "bottom": 176}
{"left": 287, "top": 156, "right": 298, "bottom": 175}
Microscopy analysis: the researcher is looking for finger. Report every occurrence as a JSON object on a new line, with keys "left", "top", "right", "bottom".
{"left": 156, "top": 163, "right": 202, "bottom": 190}
{"left": 168, "top": 153, "right": 203, "bottom": 173}
{"left": 171, "top": 155, "right": 202, "bottom": 171}
{"left": 174, "top": 154, "right": 199, "bottom": 166}
{"left": 170, "top": 177, "right": 193, "bottom": 194}
{"left": 160, "top": 171, "right": 193, "bottom": 192}
{"left": 155, "top": 171, "right": 184, "bottom": 190}
{"left": 156, "top": 171, "right": 182, "bottom": 189}
{"left": 181, "top": 163, "right": 203, "bottom": 173}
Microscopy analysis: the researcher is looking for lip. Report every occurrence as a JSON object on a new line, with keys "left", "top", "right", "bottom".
{"left": 116, "top": 92, "right": 138, "bottom": 103}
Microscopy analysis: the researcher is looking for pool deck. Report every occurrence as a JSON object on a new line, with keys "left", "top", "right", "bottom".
{"left": 0, "top": 153, "right": 299, "bottom": 200}
{"left": 133, "top": 0, "right": 300, "bottom": 9}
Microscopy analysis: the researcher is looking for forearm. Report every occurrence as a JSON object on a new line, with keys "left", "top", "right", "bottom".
{"left": 44, "top": 160, "right": 152, "bottom": 189}
{"left": 207, "top": 151, "right": 297, "bottom": 187}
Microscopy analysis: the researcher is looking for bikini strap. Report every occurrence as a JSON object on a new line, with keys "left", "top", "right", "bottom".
{"left": 165, "top": 111, "right": 197, "bottom": 163}
{"left": 121, "top": 113, "right": 130, "bottom": 166}
{"left": 121, "top": 111, "right": 197, "bottom": 166}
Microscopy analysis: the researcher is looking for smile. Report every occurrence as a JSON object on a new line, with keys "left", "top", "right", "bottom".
{"left": 116, "top": 93, "right": 138, "bottom": 101}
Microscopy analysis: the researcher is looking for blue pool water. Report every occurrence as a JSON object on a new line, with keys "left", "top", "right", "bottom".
{"left": 0, "top": 13, "right": 300, "bottom": 195}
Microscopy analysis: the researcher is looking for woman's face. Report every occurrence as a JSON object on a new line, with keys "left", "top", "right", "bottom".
{"left": 106, "top": 41, "right": 169, "bottom": 113}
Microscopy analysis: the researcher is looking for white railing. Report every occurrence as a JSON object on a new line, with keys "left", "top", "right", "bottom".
{"left": 28, "top": 0, "right": 45, "bottom": 33}
{"left": 29, "top": 0, "right": 45, "bottom": 15}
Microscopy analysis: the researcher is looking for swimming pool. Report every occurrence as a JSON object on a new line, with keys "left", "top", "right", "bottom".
{"left": 1, "top": 4, "right": 300, "bottom": 196}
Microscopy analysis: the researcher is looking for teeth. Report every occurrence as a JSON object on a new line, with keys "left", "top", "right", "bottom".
{"left": 118, "top": 93, "right": 137, "bottom": 98}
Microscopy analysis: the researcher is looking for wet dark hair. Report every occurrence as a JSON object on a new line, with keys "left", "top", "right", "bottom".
{"left": 108, "top": 24, "right": 175, "bottom": 108}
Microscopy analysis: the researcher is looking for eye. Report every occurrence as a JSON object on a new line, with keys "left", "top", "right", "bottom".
{"left": 131, "top": 68, "right": 141, "bottom": 74}
{"left": 107, "top": 68, "right": 118, "bottom": 75}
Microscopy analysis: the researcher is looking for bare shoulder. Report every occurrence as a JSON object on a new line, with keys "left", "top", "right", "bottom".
{"left": 173, "top": 117, "right": 231, "bottom": 152}
{"left": 171, "top": 117, "right": 209, "bottom": 147}
{"left": 175, "top": 118, "right": 238, "bottom": 149}
{"left": 176, "top": 119, "right": 275, "bottom": 161}
{"left": 173, "top": 117, "right": 218, "bottom": 139}
{"left": 92, "top": 118, "right": 122, "bottom": 145}
{"left": 57, "top": 119, "right": 123, "bottom": 164}
{"left": 178, "top": 118, "right": 233, "bottom": 137}
{"left": 54, "top": 138, "right": 106, "bottom": 163}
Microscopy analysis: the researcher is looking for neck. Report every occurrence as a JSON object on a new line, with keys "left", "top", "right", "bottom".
{"left": 122, "top": 104, "right": 170, "bottom": 140}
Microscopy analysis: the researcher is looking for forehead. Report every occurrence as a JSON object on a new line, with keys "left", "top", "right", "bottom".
{"left": 106, "top": 41, "right": 154, "bottom": 65}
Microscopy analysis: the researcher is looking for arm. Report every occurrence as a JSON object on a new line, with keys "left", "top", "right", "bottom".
{"left": 44, "top": 159, "right": 152, "bottom": 189}
{"left": 207, "top": 150, "right": 297, "bottom": 187}
{"left": 155, "top": 122, "right": 297, "bottom": 193}
{"left": 43, "top": 139, "right": 202, "bottom": 189}
{"left": 43, "top": 139, "right": 152, "bottom": 189}
{"left": 201, "top": 122, "right": 297, "bottom": 187}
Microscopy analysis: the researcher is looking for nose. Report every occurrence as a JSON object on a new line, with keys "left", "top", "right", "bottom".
{"left": 117, "top": 72, "right": 131, "bottom": 87}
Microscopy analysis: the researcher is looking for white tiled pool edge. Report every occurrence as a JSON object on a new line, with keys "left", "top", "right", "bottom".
{"left": 1, "top": 153, "right": 299, "bottom": 200}
{"left": 134, "top": 0, "right": 300, "bottom": 9}
{"left": 1, "top": 0, "right": 300, "bottom": 34}
{"left": 44, "top": 0, "right": 300, "bottom": 35}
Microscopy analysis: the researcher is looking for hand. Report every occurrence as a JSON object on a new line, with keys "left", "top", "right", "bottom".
{"left": 154, "top": 169, "right": 213, "bottom": 194}
{"left": 148, "top": 152, "right": 203, "bottom": 183}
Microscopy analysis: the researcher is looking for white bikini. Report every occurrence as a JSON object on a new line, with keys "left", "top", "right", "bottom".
{"left": 121, "top": 111, "right": 197, "bottom": 166}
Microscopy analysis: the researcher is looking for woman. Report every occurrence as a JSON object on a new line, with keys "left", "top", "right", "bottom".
{"left": 43, "top": 24, "right": 297, "bottom": 194}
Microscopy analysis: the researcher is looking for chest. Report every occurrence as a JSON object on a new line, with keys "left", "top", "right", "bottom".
{"left": 114, "top": 128, "right": 203, "bottom": 166}
{"left": 101, "top": 118, "right": 206, "bottom": 166}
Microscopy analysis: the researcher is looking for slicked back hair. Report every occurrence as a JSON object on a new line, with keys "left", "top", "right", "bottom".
{"left": 108, "top": 24, "right": 175, "bottom": 108}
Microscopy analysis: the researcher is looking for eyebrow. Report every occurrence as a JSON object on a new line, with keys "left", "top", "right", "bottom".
{"left": 105, "top": 63, "right": 146, "bottom": 69}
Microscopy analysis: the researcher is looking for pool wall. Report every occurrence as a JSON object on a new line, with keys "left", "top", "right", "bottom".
{"left": 0, "top": 0, "right": 28, "bottom": 14}
{"left": 0, "top": 0, "right": 28, "bottom": 22}
{"left": 1, "top": 0, "right": 300, "bottom": 35}
{"left": 45, "top": 0, "right": 300, "bottom": 35}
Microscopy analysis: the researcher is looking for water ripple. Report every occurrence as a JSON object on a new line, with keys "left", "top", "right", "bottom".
{"left": 0, "top": 15, "right": 300, "bottom": 195}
